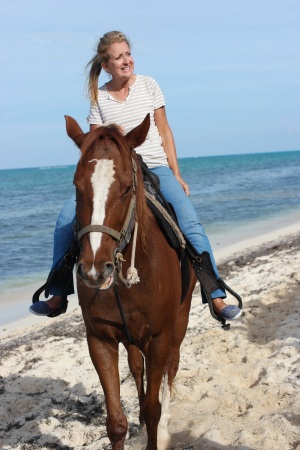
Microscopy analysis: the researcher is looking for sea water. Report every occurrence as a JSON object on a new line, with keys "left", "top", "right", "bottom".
{"left": 0, "top": 150, "right": 299, "bottom": 323}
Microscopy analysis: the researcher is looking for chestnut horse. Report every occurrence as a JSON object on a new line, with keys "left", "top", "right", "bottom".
{"left": 65, "top": 114, "right": 196, "bottom": 450}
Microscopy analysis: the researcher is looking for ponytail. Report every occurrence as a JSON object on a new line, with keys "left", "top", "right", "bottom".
{"left": 87, "top": 55, "right": 103, "bottom": 105}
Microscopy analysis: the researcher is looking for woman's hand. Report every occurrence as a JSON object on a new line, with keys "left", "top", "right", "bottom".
{"left": 175, "top": 174, "right": 190, "bottom": 196}
{"left": 154, "top": 107, "right": 190, "bottom": 196}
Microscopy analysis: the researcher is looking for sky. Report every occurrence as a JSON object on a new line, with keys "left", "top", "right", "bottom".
{"left": 0, "top": 0, "right": 299, "bottom": 169}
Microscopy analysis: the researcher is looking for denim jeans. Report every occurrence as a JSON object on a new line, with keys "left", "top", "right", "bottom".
{"left": 50, "top": 194, "right": 76, "bottom": 295}
{"left": 151, "top": 167, "right": 225, "bottom": 300}
{"left": 50, "top": 166, "right": 225, "bottom": 299}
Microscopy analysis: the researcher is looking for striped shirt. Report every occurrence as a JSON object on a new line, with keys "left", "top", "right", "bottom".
{"left": 87, "top": 75, "right": 169, "bottom": 168}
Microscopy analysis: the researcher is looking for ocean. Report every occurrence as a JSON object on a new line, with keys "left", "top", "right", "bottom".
{"left": 0, "top": 150, "right": 300, "bottom": 324}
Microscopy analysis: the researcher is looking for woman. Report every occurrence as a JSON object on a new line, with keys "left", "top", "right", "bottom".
{"left": 29, "top": 31, "right": 241, "bottom": 321}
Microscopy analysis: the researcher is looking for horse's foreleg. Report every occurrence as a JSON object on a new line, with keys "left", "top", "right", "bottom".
{"left": 87, "top": 336, "right": 127, "bottom": 450}
{"left": 143, "top": 336, "right": 171, "bottom": 450}
{"left": 126, "top": 344, "right": 145, "bottom": 424}
{"left": 168, "top": 295, "right": 193, "bottom": 386}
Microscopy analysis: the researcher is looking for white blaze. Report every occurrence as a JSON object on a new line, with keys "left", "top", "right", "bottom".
{"left": 89, "top": 159, "right": 115, "bottom": 273}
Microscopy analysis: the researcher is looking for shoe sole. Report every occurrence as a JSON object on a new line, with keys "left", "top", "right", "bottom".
{"left": 223, "top": 310, "right": 242, "bottom": 321}
{"left": 28, "top": 306, "right": 52, "bottom": 317}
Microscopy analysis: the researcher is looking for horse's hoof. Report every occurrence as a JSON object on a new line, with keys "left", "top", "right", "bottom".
{"left": 157, "top": 438, "right": 171, "bottom": 450}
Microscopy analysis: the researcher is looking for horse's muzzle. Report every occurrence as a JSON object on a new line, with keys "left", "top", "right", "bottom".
{"left": 77, "top": 261, "right": 115, "bottom": 290}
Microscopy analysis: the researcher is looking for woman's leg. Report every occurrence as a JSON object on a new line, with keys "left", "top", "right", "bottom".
{"left": 151, "top": 166, "right": 241, "bottom": 320}
{"left": 29, "top": 195, "right": 76, "bottom": 316}
{"left": 50, "top": 194, "right": 77, "bottom": 295}
{"left": 150, "top": 166, "right": 225, "bottom": 300}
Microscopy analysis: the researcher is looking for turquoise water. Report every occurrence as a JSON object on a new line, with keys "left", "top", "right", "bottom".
{"left": 180, "top": 151, "right": 300, "bottom": 230}
{"left": 0, "top": 150, "right": 299, "bottom": 292}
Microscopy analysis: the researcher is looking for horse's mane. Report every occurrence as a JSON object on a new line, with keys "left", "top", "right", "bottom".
{"left": 80, "top": 125, "right": 152, "bottom": 251}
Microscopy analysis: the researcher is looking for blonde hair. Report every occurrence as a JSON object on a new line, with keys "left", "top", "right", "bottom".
{"left": 86, "top": 31, "right": 131, "bottom": 104}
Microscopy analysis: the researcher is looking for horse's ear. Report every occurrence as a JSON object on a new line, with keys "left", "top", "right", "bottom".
{"left": 125, "top": 114, "right": 150, "bottom": 150}
{"left": 65, "top": 115, "right": 85, "bottom": 149}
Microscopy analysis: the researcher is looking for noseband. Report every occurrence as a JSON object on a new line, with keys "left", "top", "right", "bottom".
{"left": 76, "top": 194, "right": 136, "bottom": 253}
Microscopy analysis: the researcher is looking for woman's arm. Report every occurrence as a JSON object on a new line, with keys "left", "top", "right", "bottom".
{"left": 154, "top": 106, "right": 190, "bottom": 195}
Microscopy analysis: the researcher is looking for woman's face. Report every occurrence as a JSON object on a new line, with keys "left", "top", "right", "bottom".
{"left": 103, "top": 41, "right": 134, "bottom": 82}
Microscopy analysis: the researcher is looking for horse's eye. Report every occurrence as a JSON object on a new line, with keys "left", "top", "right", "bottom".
{"left": 123, "top": 185, "right": 132, "bottom": 196}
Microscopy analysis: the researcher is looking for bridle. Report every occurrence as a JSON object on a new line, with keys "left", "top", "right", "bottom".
{"left": 75, "top": 157, "right": 139, "bottom": 286}
{"left": 76, "top": 195, "right": 136, "bottom": 253}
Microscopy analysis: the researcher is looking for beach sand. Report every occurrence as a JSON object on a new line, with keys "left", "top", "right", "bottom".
{"left": 1, "top": 224, "right": 300, "bottom": 449}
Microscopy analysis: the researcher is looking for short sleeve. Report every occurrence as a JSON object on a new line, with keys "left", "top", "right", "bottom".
{"left": 87, "top": 100, "right": 103, "bottom": 125}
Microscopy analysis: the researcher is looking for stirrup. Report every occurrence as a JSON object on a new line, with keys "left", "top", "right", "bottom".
{"left": 31, "top": 274, "right": 70, "bottom": 318}
{"left": 32, "top": 246, "right": 77, "bottom": 317}
{"left": 185, "top": 247, "right": 243, "bottom": 329}
{"left": 203, "top": 280, "right": 243, "bottom": 330}
{"left": 46, "top": 296, "right": 69, "bottom": 318}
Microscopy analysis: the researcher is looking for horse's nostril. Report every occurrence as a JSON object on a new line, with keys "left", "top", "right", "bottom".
{"left": 104, "top": 262, "right": 115, "bottom": 277}
{"left": 77, "top": 262, "right": 84, "bottom": 278}
{"left": 77, "top": 261, "right": 114, "bottom": 281}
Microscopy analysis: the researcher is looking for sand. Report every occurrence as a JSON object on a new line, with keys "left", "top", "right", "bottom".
{"left": 1, "top": 225, "right": 300, "bottom": 450}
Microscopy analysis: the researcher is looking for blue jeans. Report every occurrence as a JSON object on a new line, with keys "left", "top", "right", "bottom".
{"left": 50, "top": 194, "right": 76, "bottom": 295}
{"left": 51, "top": 166, "right": 225, "bottom": 300}
{"left": 151, "top": 167, "right": 225, "bottom": 300}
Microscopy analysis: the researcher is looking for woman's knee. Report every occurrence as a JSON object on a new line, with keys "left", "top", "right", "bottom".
{"left": 55, "top": 196, "right": 76, "bottom": 230}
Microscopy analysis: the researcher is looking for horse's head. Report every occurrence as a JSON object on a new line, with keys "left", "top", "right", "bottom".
{"left": 65, "top": 114, "right": 150, "bottom": 290}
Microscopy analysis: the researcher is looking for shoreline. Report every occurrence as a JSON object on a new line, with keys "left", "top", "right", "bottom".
{"left": 1, "top": 217, "right": 300, "bottom": 336}
{"left": 213, "top": 219, "right": 300, "bottom": 262}
{"left": 210, "top": 207, "right": 300, "bottom": 260}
